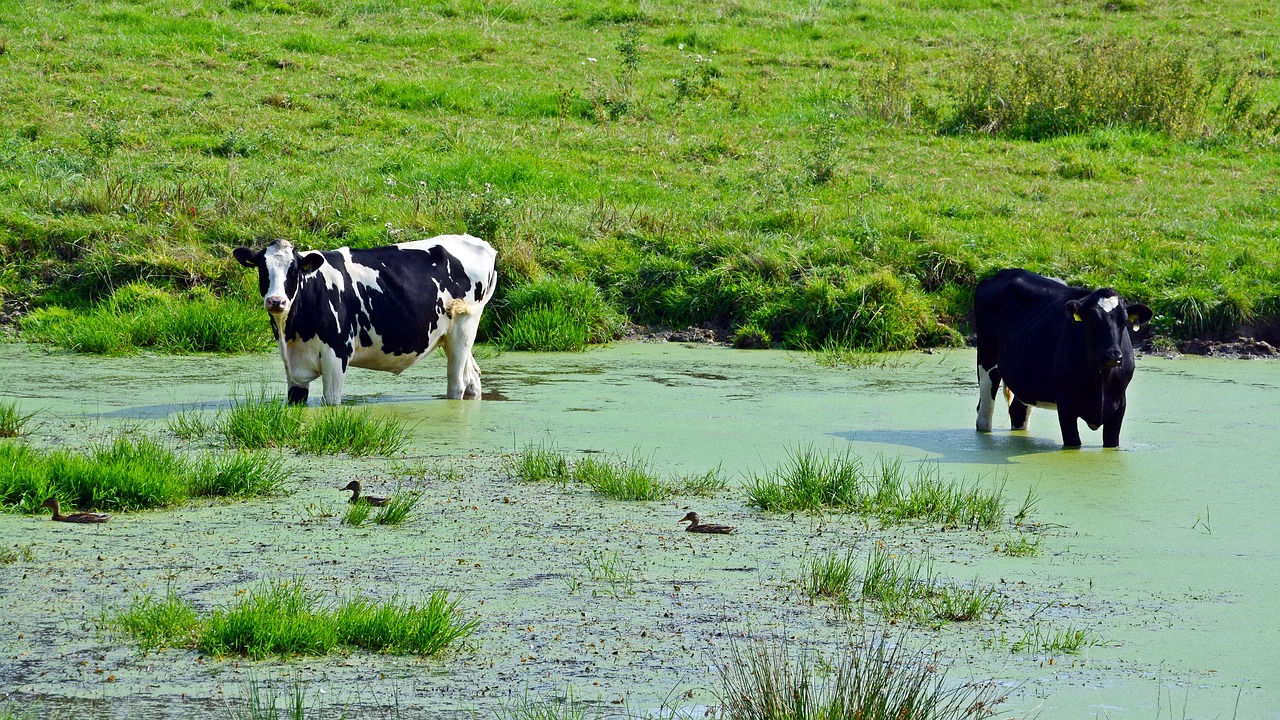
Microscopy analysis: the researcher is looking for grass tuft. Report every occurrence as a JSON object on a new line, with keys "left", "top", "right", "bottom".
{"left": 192, "top": 578, "right": 476, "bottom": 658}
{"left": 108, "top": 587, "right": 201, "bottom": 654}
{"left": 372, "top": 491, "right": 422, "bottom": 525}
{"left": 494, "top": 279, "right": 625, "bottom": 352}
{"left": 1011, "top": 624, "right": 1107, "bottom": 655}
{"left": 571, "top": 453, "right": 669, "bottom": 501}
{"left": 0, "top": 400, "right": 37, "bottom": 438}
{"left": 801, "top": 549, "right": 859, "bottom": 604}
{"left": 191, "top": 451, "right": 289, "bottom": 498}
{"left": 744, "top": 446, "right": 1007, "bottom": 529}
{"left": 0, "top": 544, "right": 35, "bottom": 564}
{"left": 223, "top": 389, "right": 306, "bottom": 450}
{"left": 0, "top": 434, "right": 288, "bottom": 513}
{"left": 717, "top": 634, "right": 1007, "bottom": 720}
{"left": 299, "top": 407, "right": 409, "bottom": 457}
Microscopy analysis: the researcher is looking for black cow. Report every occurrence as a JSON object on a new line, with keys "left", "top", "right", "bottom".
{"left": 233, "top": 235, "right": 497, "bottom": 405}
{"left": 973, "top": 268, "right": 1152, "bottom": 448}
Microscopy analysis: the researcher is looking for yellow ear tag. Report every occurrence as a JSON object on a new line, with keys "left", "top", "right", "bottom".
{"left": 1072, "top": 313, "right": 1082, "bottom": 322}
{"left": 1128, "top": 313, "right": 1140, "bottom": 331}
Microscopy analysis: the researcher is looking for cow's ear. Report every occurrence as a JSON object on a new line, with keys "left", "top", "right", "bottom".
{"left": 233, "top": 247, "right": 258, "bottom": 268}
{"left": 1127, "top": 303, "right": 1153, "bottom": 331}
{"left": 298, "top": 253, "right": 325, "bottom": 274}
{"left": 1065, "top": 299, "right": 1083, "bottom": 323}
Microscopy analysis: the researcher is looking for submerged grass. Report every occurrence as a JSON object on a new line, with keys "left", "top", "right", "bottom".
{"left": 1011, "top": 624, "right": 1107, "bottom": 655}
{"left": 717, "top": 633, "right": 1007, "bottom": 720}
{"left": 508, "top": 443, "right": 725, "bottom": 500}
{"left": 0, "top": 435, "right": 288, "bottom": 513}
{"left": 744, "top": 446, "right": 1006, "bottom": 528}
{"left": 113, "top": 579, "right": 476, "bottom": 659}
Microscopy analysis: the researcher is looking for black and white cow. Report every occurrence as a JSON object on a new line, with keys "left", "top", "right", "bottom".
{"left": 233, "top": 235, "right": 497, "bottom": 405}
{"left": 973, "top": 268, "right": 1152, "bottom": 448}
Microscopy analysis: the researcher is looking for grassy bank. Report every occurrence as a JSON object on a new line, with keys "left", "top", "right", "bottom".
{"left": 1, "top": 0, "right": 1278, "bottom": 352}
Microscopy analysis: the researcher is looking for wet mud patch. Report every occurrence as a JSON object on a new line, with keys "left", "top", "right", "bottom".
{"left": 0, "top": 342, "right": 1276, "bottom": 717}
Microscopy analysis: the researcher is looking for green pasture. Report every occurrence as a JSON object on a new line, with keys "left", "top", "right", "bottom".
{"left": 1, "top": 0, "right": 1277, "bottom": 352}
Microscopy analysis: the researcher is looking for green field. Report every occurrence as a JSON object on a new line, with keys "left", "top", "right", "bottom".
{"left": 1, "top": 0, "right": 1278, "bottom": 352}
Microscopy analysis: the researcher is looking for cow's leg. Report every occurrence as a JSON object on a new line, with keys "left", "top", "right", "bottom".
{"left": 464, "top": 353, "right": 482, "bottom": 399}
{"left": 1057, "top": 409, "right": 1083, "bottom": 449}
{"left": 976, "top": 364, "right": 1001, "bottom": 432}
{"left": 287, "top": 384, "right": 310, "bottom": 405}
{"left": 318, "top": 349, "right": 346, "bottom": 406}
{"left": 444, "top": 309, "right": 482, "bottom": 400}
{"left": 1007, "top": 389, "right": 1031, "bottom": 431}
{"left": 1102, "top": 403, "right": 1125, "bottom": 449}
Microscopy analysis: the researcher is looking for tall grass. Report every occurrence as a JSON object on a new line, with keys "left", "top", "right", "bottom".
{"left": 0, "top": 435, "right": 288, "bottom": 512}
{"left": 744, "top": 446, "right": 1007, "bottom": 529}
{"left": 20, "top": 283, "right": 268, "bottom": 354}
{"left": 113, "top": 579, "right": 476, "bottom": 659}
{"left": 493, "top": 279, "right": 625, "bottom": 352}
{"left": 716, "top": 634, "right": 1006, "bottom": 720}
{"left": 945, "top": 38, "right": 1265, "bottom": 140}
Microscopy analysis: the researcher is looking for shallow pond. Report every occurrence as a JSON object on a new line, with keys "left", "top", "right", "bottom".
{"left": 0, "top": 341, "right": 1276, "bottom": 718}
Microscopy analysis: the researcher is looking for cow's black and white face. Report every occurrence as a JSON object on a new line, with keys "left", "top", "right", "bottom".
{"left": 233, "top": 240, "right": 325, "bottom": 316}
{"left": 1065, "top": 291, "right": 1153, "bottom": 370}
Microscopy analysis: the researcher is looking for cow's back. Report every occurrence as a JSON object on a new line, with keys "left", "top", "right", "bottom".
{"left": 975, "top": 269, "right": 1085, "bottom": 404}
{"left": 291, "top": 235, "right": 496, "bottom": 370}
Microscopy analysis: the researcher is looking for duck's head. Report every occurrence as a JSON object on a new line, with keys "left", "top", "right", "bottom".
{"left": 679, "top": 511, "right": 700, "bottom": 524}
{"left": 39, "top": 497, "right": 58, "bottom": 511}
{"left": 340, "top": 481, "right": 361, "bottom": 492}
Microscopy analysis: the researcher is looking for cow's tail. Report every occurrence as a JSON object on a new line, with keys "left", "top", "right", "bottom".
{"left": 447, "top": 298, "right": 474, "bottom": 318}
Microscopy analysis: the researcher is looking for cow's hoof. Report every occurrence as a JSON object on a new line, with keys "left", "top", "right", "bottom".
{"left": 287, "top": 387, "right": 309, "bottom": 405}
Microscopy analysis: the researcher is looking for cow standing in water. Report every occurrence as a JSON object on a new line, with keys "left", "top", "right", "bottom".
{"left": 973, "top": 268, "right": 1152, "bottom": 448}
{"left": 233, "top": 235, "right": 497, "bottom": 405}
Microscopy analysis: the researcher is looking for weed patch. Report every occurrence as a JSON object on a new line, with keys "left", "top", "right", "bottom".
{"left": 299, "top": 407, "right": 409, "bottom": 457}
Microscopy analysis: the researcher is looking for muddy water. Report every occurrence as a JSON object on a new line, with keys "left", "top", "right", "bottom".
{"left": 0, "top": 342, "right": 1276, "bottom": 718}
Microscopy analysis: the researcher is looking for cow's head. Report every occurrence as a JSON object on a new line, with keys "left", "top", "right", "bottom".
{"left": 1064, "top": 290, "right": 1153, "bottom": 370}
{"left": 233, "top": 240, "right": 325, "bottom": 316}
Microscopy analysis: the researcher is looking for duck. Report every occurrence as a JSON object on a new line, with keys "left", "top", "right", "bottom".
{"left": 340, "top": 480, "right": 389, "bottom": 506}
{"left": 679, "top": 511, "right": 735, "bottom": 534}
{"left": 39, "top": 497, "right": 111, "bottom": 524}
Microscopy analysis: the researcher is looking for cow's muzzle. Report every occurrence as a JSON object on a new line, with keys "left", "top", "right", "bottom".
{"left": 264, "top": 296, "right": 288, "bottom": 314}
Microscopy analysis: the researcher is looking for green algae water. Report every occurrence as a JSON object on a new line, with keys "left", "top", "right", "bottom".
{"left": 0, "top": 341, "right": 1275, "bottom": 718}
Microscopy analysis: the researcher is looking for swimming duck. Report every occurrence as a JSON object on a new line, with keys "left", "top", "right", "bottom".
{"left": 340, "top": 480, "right": 389, "bottom": 506}
{"left": 40, "top": 497, "right": 111, "bottom": 524}
{"left": 679, "top": 511, "right": 735, "bottom": 534}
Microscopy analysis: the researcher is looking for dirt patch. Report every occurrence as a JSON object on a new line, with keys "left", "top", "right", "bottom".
{"left": 1177, "top": 336, "right": 1280, "bottom": 359}
{"left": 624, "top": 323, "right": 729, "bottom": 345}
